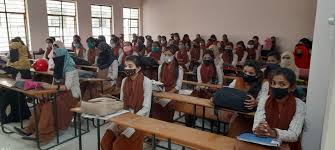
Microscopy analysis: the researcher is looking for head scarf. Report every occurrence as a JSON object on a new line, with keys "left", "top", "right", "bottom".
{"left": 281, "top": 51, "right": 299, "bottom": 77}
{"left": 53, "top": 42, "right": 76, "bottom": 74}
{"left": 98, "top": 35, "right": 106, "bottom": 43}
{"left": 97, "top": 42, "right": 114, "bottom": 69}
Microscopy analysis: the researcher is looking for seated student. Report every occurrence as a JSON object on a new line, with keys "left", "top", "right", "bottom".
{"left": 5, "top": 39, "right": 32, "bottom": 79}
{"left": 263, "top": 51, "right": 282, "bottom": 73}
{"left": 189, "top": 40, "right": 203, "bottom": 71}
{"left": 261, "top": 37, "right": 273, "bottom": 59}
{"left": 227, "top": 60, "right": 269, "bottom": 137}
{"left": 194, "top": 34, "right": 203, "bottom": 44}
{"left": 15, "top": 43, "right": 80, "bottom": 143}
{"left": 220, "top": 42, "right": 238, "bottom": 67}
{"left": 220, "top": 34, "right": 229, "bottom": 47}
{"left": 246, "top": 40, "right": 258, "bottom": 61}
{"left": 171, "top": 33, "right": 180, "bottom": 45}
{"left": 71, "top": 35, "right": 82, "bottom": 52}
{"left": 160, "top": 36, "right": 168, "bottom": 49}
{"left": 281, "top": 51, "right": 299, "bottom": 78}
{"left": 252, "top": 36, "right": 261, "bottom": 54}
{"left": 235, "top": 41, "right": 248, "bottom": 66}
{"left": 197, "top": 51, "right": 222, "bottom": 85}
{"left": 253, "top": 68, "right": 305, "bottom": 150}
{"left": 206, "top": 34, "right": 218, "bottom": 48}
{"left": 148, "top": 41, "right": 162, "bottom": 64}
{"left": 101, "top": 55, "right": 152, "bottom": 150}
{"left": 271, "top": 36, "right": 277, "bottom": 51}
{"left": 86, "top": 37, "right": 98, "bottom": 65}
{"left": 41, "top": 37, "right": 55, "bottom": 59}
{"left": 182, "top": 34, "right": 192, "bottom": 48}
{"left": 199, "top": 39, "right": 206, "bottom": 57}
{"left": 176, "top": 41, "right": 191, "bottom": 71}
{"left": 14, "top": 37, "right": 32, "bottom": 59}
{"left": 72, "top": 38, "right": 86, "bottom": 59}
{"left": 151, "top": 45, "right": 183, "bottom": 122}
{"left": 144, "top": 38, "right": 153, "bottom": 55}
{"left": 110, "top": 37, "right": 123, "bottom": 58}
{"left": 118, "top": 42, "right": 139, "bottom": 66}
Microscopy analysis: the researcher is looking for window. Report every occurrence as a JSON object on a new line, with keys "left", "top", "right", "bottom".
{"left": 0, "top": 0, "right": 28, "bottom": 51}
{"left": 91, "top": 5, "right": 112, "bottom": 43}
{"left": 47, "top": 0, "right": 76, "bottom": 48}
{"left": 123, "top": 8, "right": 139, "bottom": 42}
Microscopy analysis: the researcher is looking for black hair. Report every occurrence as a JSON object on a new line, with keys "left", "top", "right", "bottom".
{"left": 161, "top": 36, "right": 167, "bottom": 40}
{"left": 111, "top": 37, "right": 120, "bottom": 46}
{"left": 125, "top": 55, "right": 143, "bottom": 68}
{"left": 247, "top": 40, "right": 255, "bottom": 45}
{"left": 152, "top": 41, "right": 161, "bottom": 47}
{"left": 73, "top": 35, "right": 81, "bottom": 41}
{"left": 165, "top": 44, "right": 179, "bottom": 54}
{"left": 270, "top": 68, "right": 297, "bottom": 87}
{"left": 86, "top": 37, "right": 95, "bottom": 43}
{"left": 14, "top": 37, "right": 25, "bottom": 45}
{"left": 243, "top": 60, "right": 264, "bottom": 98}
{"left": 46, "top": 37, "right": 55, "bottom": 43}
{"left": 49, "top": 37, "right": 56, "bottom": 42}
{"left": 236, "top": 41, "right": 246, "bottom": 50}
{"left": 210, "top": 34, "right": 217, "bottom": 41}
{"left": 267, "top": 51, "right": 281, "bottom": 62}
{"left": 252, "top": 36, "right": 259, "bottom": 40}
{"left": 10, "top": 39, "right": 20, "bottom": 43}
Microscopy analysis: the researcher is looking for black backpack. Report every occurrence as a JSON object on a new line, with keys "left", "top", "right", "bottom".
{"left": 212, "top": 87, "right": 256, "bottom": 113}
{"left": 70, "top": 55, "right": 90, "bottom": 66}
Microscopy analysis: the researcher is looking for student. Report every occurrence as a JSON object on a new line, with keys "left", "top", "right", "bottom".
{"left": 246, "top": 40, "right": 258, "bottom": 60}
{"left": 15, "top": 42, "right": 80, "bottom": 143}
{"left": 294, "top": 43, "right": 311, "bottom": 69}
{"left": 86, "top": 37, "right": 98, "bottom": 65}
{"left": 194, "top": 34, "right": 203, "bottom": 43}
{"left": 252, "top": 36, "right": 261, "bottom": 52}
{"left": 271, "top": 36, "right": 277, "bottom": 51}
{"left": 253, "top": 68, "right": 305, "bottom": 150}
{"left": 14, "top": 37, "right": 32, "bottom": 59}
{"left": 151, "top": 45, "right": 183, "bottom": 122}
{"left": 176, "top": 41, "right": 191, "bottom": 71}
{"left": 96, "top": 40, "right": 118, "bottom": 85}
{"left": 266, "top": 51, "right": 281, "bottom": 65}
{"left": 5, "top": 39, "right": 31, "bottom": 79}
{"left": 206, "top": 34, "right": 218, "bottom": 48}
{"left": 172, "top": 33, "right": 180, "bottom": 45}
{"left": 160, "top": 36, "right": 168, "bottom": 48}
{"left": 235, "top": 41, "right": 248, "bottom": 66}
{"left": 261, "top": 37, "right": 273, "bottom": 59}
{"left": 227, "top": 60, "right": 269, "bottom": 137}
{"left": 199, "top": 39, "right": 206, "bottom": 56}
{"left": 182, "top": 34, "right": 191, "bottom": 48}
{"left": 281, "top": 51, "right": 299, "bottom": 78}
{"left": 197, "top": 51, "right": 222, "bottom": 85}
{"left": 189, "top": 41, "right": 203, "bottom": 70}
{"left": 72, "top": 38, "right": 86, "bottom": 59}
{"left": 110, "top": 37, "right": 123, "bottom": 58}
{"left": 220, "top": 42, "right": 238, "bottom": 67}
{"left": 220, "top": 34, "right": 229, "bottom": 47}
{"left": 118, "top": 42, "right": 139, "bottom": 66}
{"left": 100, "top": 55, "right": 152, "bottom": 150}
{"left": 145, "top": 39, "right": 153, "bottom": 55}
{"left": 41, "top": 37, "right": 55, "bottom": 59}
{"left": 71, "top": 35, "right": 82, "bottom": 51}
{"left": 148, "top": 41, "right": 162, "bottom": 63}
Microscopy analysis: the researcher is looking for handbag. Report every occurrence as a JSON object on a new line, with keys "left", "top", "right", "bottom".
{"left": 81, "top": 97, "right": 124, "bottom": 116}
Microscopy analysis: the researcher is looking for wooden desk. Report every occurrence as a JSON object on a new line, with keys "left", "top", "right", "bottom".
{"left": 182, "top": 80, "right": 222, "bottom": 89}
{"left": 30, "top": 68, "right": 54, "bottom": 76}
{"left": 110, "top": 112, "right": 236, "bottom": 150}
{"left": 76, "top": 65, "right": 98, "bottom": 72}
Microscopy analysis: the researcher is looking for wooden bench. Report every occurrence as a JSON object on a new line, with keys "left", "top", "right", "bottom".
{"left": 110, "top": 112, "right": 236, "bottom": 150}
{"left": 182, "top": 80, "right": 223, "bottom": 89}
{"left": 76, "top": 65, "right": 98, "bottom": 72}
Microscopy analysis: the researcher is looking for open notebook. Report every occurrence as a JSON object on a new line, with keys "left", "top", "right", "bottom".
{"left": 237, "top": 133, "right": 281, "bottom": 147}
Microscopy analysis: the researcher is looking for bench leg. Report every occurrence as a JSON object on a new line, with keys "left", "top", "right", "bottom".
{"left": 202, "top": 106, "right": 205, "bottom": 130}
{"left": 152, "top": 134, "right": 156, "bottom": 150}
{"left": 97, "top": 119, "right": 101, "bottom": 150}
{"left": 78, "top": 113, "right": 82, "bottom": 150}
{"left": 52, "top": 94, "right": 60, "bottom": 144}
{"left": 192, "top": 105, "right": 196, "bottom": 128}
{"left": 168, "top": 138, "right": 171, "bottom": 150}
{"left": 33, "top": 98, "right": 41, "bottom": 149}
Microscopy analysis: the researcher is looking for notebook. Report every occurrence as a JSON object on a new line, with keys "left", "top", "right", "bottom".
{"left": 237, "top": 133, "right": 281, "bottom": 147}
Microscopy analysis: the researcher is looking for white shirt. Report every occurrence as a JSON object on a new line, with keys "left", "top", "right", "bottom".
{"left": 253, "top": 96, "right": 306, "bottom": 142}
{"left": 234, "top": 51, "right": 248, "bottom": 66}
{"left": 110, "top": 76, "right": 152, "bottom": 138}
{"left": 64, "top": 70, "right": 81, "bottom": 99}
{"left": 197, "top": 65, "right": 223, "bottom": 85}
{"left": 158, "top": 64, "right": 184, "bottom": 91}
{"left": 107, "top": 60, "right": 119, "bottom": 85}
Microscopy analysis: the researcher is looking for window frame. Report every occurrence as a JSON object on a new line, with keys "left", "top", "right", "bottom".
{"left": 90, "top": 4, "right": 112, "bottom": 42}
{"left": 0, "top": 0, "right": 29, "bottom": 51}
{"left": 46, "top": 0, "right": 77, "bottom": 48}
{"left": 123, "top": 7, "right": 139, "bottom": 42}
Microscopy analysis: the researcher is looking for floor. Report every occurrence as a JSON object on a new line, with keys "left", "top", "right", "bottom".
{"left": 0, "top": 112, "right": 222, "bottom": 150}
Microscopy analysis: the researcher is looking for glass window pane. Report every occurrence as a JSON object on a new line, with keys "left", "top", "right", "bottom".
{"left": 91, "top": 5, "right": 101, "bottom": 18}
{"left": 0, "top": 0, "right": 6, "bottom": 12}
{"left": 123, "top": 8, "right": 130, "bottom": 18}
{"left": 92, "top": 18, "right": 100, "bottom": 28}
{"left": 5, "top": 0, "right": 25, "bottom": 13}
{"left": 0, "top": 13, "right": 9, "bottom": 51}
{"left": 130, "top": 28, "right": 138, "bottom": 35}
{"left": 101, "top": 6, "right": 112, "bottom": 18}
{"left": 130, "top": 9, "right": 138, "bottom": 19}
{"left": 47, "top": 0, "right": 62, "bottom": 15}
{"left": 130, "top": 20, "right": 138, "bottom": 28}
{"left": 62, "top": 2, "right": 76, "bottom": 16}
{"left": 7, "top": 13, "right": 26, "bottom": 40}
{"left": 123, "top": 19, "right": 129, "bottom": 28}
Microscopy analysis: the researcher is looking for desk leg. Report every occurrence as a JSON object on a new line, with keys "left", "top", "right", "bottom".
{"left": 192, "top": 105, "right": 196, "bottom": 128}
{"left": 168, "top": 138, "right": 171, "bottom": 150}
{"left": 202, "top": 106, "right": 205, "bottom": 131}
{"left": 74, "top": 112, "right": 77, "bottom": 137}
{"left": 78, "top": 113, "right": 82, "bottom": 150}
{"left": 86, "top": 118, "right": 90, "bottom": 132}
{"left": 0, "top": 90, "right": 14, "bottom": 134}
{"left": 52, "top": 94, "right": 60, "bottom": 144}
{"left": 17, "top": 93, "right": 23, "bottom": 129}
{"left": 152, "top": 134, "right": 156, "bottom": 150}
{"left": 97, "top": 119, "right": 101, "bottom": 150}
{"left": 33, "top": 98, "right": 41, "bottom": 149}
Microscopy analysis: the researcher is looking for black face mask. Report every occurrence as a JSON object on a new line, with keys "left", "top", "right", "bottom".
{"left": 53, "top": 56, "right": 65, "bottom": 82}
{"left": 266, "top": 63, "right": 280, "bottom": 70}
{"left": 242, "top": 72, "right": 257, "bottom": 83}
{"left": 203, "top": 60, "right": 212, "bottom": 65}
{"left": 124, "top": 69, "right": 136, "bottom": 77}
{"left": 271, "top": 87, "right": 289, "bottom": 99}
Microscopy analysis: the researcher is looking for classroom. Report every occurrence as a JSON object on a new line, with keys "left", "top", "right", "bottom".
{"left": 0, "top": 0, "right": 334, "bottom": 150}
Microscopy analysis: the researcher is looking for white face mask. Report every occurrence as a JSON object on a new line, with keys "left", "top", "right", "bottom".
{"left": 165, "top": 56, "right": 174, "bottom": 63}
{"left": 247, "top": 45, "right": 254, "bottom": 49}
{"left": 111, "top": 43, "right": 116, "bottom": 48}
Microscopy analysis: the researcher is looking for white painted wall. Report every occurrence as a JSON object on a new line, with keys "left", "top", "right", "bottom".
{"left": 142, "top": 0, "right": 316, "bottom": 51}
{"left": 26, "top": 0, "right": 142, "bottom": 51}
{"left": 302, "top": 0, "right": 335, "bottom": 149}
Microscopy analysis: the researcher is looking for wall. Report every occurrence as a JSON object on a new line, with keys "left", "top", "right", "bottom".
{"left": 302, "top": 0, "right": 335, "bottom": 149}
{"left": 142, "top": 0, "right": 316, "bottom": 51}
{"left": 26, "top": 0, "right": 142, "bottom": 51}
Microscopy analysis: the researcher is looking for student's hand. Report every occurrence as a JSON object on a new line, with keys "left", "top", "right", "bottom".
{"left": 153, "top": 97, "right": 160, "bottom": 103}
{"left": 255, "top": 121, "right": 277, "bottom": 138}
{"left": 117, "top": 125, "right": 127, "bottom": 133}
{"left": 244, "top": 95, "right": 258, "bottom": 110}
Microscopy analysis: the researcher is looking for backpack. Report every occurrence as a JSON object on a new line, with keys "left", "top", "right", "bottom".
{"left": 70, "top": 55, "right": 90, "bottom": 66}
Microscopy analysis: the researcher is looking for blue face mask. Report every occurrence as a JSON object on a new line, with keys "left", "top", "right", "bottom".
{"left": 152, "top": 47, "right": 159, "bottom": 53}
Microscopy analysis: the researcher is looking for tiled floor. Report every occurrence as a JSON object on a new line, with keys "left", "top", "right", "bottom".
{"left": 0, "top": 113, "right": 223, "bottom": 150}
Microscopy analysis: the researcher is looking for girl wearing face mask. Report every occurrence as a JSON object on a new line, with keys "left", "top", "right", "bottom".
{"left": 182, "top": 34, "right": 191, "bottom": 49}
{"left": 151, "top": 45, "right": 184, "bottom": 122}
{"left": 217, "top": 42, "right": 239, "bottom": 77}
{"left": 246, "top": 40, "right": 258, "bottom": 61}
{"left": 221, "top": 34, "right": 229, "bottom": 46}
{"left": 118, "top": 42, "right": 139, "bottom": 66}
{"left": 189, "top": 41, "right": 203, "bottom": 70}
{"left": 73, "top": 39, "right": 86, "bottom": 59}
{"left": 281, "top": 51, "right": 299, "bottom": 78}
{"left": 227, "top": 60, "right": 269, "bottom": 137}
{"left": 71, "top": 35, "right": 81, "bottom": 51}
{"left": 15, "top": 42, "right": 80, "bottom": 143}
{"left": 148, "top": 41, "right": 162, "bottom": 63}
{"left": 160, "top": 36, "right": 167, "bottom": 48}
{"left": 176, "top": 41, "right": 191, "bottom": 71}
{"left": 86, "top": 37, "right": 98, "bottom": 65}
{"left": 101, "top": 55, "right": 152, "bottom": 150}
{"left": 110, "top": 37, "right": 122, "bottom": 58}
{"left": 235, "top": 41, "right": 248, "bottom": 66}
{"left": 42, "top": 37, "right": 55, "bottom": 59}
{"left": 197, "top": 51, "right": 222, "bottom": 85}
{"left": 253, "top": 68, "right": 305, "bottom": 150}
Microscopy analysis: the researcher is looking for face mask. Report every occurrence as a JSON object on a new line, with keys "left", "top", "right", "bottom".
{"left": 267, "top": 64, "right": 280, "bottom": 71}
{"left": 242, "top": 72, "right": 257, "bottom": 83}
{"left": 225, "top": 49, "right": 233, "bottom": 52}
{"left": 74, "top": 43, "right": 80, "bottom": 48}
{"left": 87, "top": 42, "right": 95, "bottom": 49}
{"left": 271, "top": 87, "right": 289, "bottom": 99}
{"left": 161, "top": 40, "right": 167, "bottom": 44}
{"left": 247, "top": 45, "right": 254, "bottom": 49}
{"left": 124, "top": 68, "right": 137, "bottom": 77}
{"left": 111, "top": 43, "right": 116, "bottom": 48}
{"left": 203, "top": 60, "right": 212, "bottom": 65}
{"left": 151, "top": 47, "right": 159, "bottom": 53}
{"left": 165, "top": 56, "right": 174, "bottom": 63}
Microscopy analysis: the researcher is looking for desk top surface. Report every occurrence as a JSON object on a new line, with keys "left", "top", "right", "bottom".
{"left": 110, "top": 112, "right": 236, "bottom": 150}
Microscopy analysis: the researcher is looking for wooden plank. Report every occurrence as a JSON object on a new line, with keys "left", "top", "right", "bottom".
{"left": 109, "top": 113, "right": 236, "bottom": 150}
{"left": 182, "top": 80, "right": 222, "bottom": 89}
{"left": 30, "top": 68, "right": 54, "bottom": 76}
